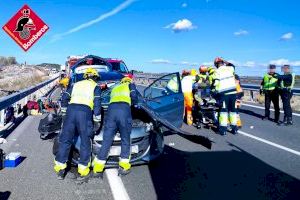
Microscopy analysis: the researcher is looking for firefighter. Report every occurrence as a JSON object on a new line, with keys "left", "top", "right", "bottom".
{"left": 93, "top": 76, "right": 138, "bottom": 177}
{"left": 260, "top": 64, "right": 280, "bottom": 124}
{"left": 212, "top": 57, "right": 238, "bottom": 135}
{"left": 278, "top": 65, "right": 295, "bottom": 125}
{"left": 182, "top": 70, "right": 197, "bottom": 125}
{"left": 235, "top": 74, "right": 244, "bottom": 128}
{"left": 207, "top": 66, "right": 216, "bottom": 86}
{"left": 54, "top": 68, "right": 101, "bottom": 183}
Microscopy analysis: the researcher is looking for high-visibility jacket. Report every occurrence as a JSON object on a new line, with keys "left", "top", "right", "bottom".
{"left": 262, "top": 73, "right": 278, "bottom": 91}
{"left": 181, "top": 75, "right": 195, "bottom": 93}
{"left": 213, "top": 65, "right": 236, "bottom": 94}
{"left": 280, "top": 73, "right": 295, "bottom": 90}
{"left": 110, "top": 83, "right": 131, "bottom": 105}
{"left": 70, "top": 79, "right": 97, "bottom": 109}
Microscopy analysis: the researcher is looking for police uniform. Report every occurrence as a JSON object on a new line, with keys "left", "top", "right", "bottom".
{"left": 93, "top": 79, "right": 138, "bottom": 175}
{"left": 261, "top": 72, "right": 280, "bottom": 122}
{"left": 212, "top": 64, "right": 238, "bottom": 135}
{"left": 279, "top": 72, "right": 295, "bottom": 125}
{"left": 54, "top": 70, "right": 101, "bottom": 180}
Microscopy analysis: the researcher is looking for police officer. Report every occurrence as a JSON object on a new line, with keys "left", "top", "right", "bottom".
{"left": 278, "top": 65, "right": 295, "bottom": 125}
{"left": 260, "top": 65, "right": 280, "bottom": 124}
{"left": 93, "top": 76, "right": 138, "bottom": 176}
{"left": 212, "top": 57, "right": 238, "bottom": 135}
{"left": 54, "top": 68, "right": 101, "bottom": 183}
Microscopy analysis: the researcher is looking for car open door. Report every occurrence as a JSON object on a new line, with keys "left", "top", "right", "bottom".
{"left": 143, "top": 73, "right": 184, "bottom": 129}
{"left": 141, "top": 72, "right": 212, "bottom": 149}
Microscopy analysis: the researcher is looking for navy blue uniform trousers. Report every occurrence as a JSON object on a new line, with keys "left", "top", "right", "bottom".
{"left": 97, "top": 103, "right": 132, "bottom": 160}
{"left": 55, "top": 104, "right": 94, "bottom": 166}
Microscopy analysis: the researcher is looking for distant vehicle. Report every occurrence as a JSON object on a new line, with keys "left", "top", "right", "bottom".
{"left": 105, "top": 58, "right": 132, "bottom": 77}
{"left": 65, "top": 55, "right": 86, "bottom": 75}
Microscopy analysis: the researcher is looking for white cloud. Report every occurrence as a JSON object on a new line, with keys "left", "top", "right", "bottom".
{"left": 269, "top": 58, "right": 289, "bottom": 66}
{"left": 182, "top": 3, "right": 187, "bottom": 8}
{"left": 243, "top": 61, "right": 256, "bottom": 67}
{"left": 51, "top": 0, "right": 137, "bottom": 42}
{"left": 280, "top": 32, "right": 293, "bottom": 41}
{"left": 234, "top": 30, "right": 249, "bottom": 36}
{"left": 202, "top": 62, "right": 213, "bottom": 66}
{"left": 150, "top": 59, "right": 171, "bottom": 64}
{"left": 165, "top": 19, "right": 197, "bottom": 33}
{"left": 269, "top": 58, "right": 300, "bottom": 66}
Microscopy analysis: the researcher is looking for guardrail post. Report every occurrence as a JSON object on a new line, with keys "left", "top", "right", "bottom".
{"left": 250, "top": 91, "right": 254, "bottom": 102}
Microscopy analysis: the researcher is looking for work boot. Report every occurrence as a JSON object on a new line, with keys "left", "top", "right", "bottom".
{"left": 231, "top": 128, "right": 238, "bottom": 135}
{"left": 54, "top": 161, "right": 67, "bottom": 180}
{"left": 92, "top": 158, "right": 105, "bottom": 179}
{"left": 286, "top": 117, "right": 293, "bottom": 126}
{"left": 76, "top": 164, "right": 91, "bottom": 184}
{"left": 75, "top": 173, "right": 91, "bottom": 184}
{"left": 118, "top": 167, "right": 131, "bottom": 176}
{"left": 118, "top": 160, "right": 131, "bottom": 176}
{"left": 57, "top": 169, "right": 65, "bottom": 180}
{"left": 262, "top": 116, "right": 269, "bottom": 121}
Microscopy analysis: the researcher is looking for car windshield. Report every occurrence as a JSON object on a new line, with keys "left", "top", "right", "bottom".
{"left": 110, "top": 62, "right": 128, "bottom": 73}
{"left": 73, "top": 65, "right": 109, "bottom": 82}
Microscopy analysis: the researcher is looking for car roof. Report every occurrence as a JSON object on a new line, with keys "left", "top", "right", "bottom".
{"left": 105, "top": 58, "right": 124, "bottom": 63}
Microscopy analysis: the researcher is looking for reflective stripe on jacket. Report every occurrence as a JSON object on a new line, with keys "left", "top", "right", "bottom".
{"left": 280, "top": 73, "right": 295, "bottom": 90}
{"left": 70, "top": 79, "right": 97, "bottom": 109}
{"left": 213, "top": 65, "right": 236, "bottom": 94}
{"left": 110, "top": 83, "right": 131, "bottom": 105}
{"left": 262, "top": 74, "right": 278, "bottom": 91}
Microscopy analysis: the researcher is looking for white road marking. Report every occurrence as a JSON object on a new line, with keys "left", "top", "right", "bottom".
{"left": 105, "top": 169, "right": 130, "bottom": 200}
{"left": 238, "top": 130, "right": 300, "bottom": 156}
{"left": 243, "top": 103, "right": 300, "bottom": 117}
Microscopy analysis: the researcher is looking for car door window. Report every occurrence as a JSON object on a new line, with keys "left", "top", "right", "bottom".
{"left": 119, "top": 63, "right": 128, "bottom": 73}
{"left": 144, "top": 73, "right": 181, "bottom": 99}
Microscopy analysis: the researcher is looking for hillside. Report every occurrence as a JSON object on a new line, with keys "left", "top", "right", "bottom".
{"left": 0, "top": 65, "right": 51, "bottom": 98}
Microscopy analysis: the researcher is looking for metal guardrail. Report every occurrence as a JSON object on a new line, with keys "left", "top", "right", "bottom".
{"left": 134, "top": 73, "right": 300, "bottom": 96}
{"left": 242, "top": 84, "right": 300, "bottom": 96}
{"left": 0, "top": 75, "right": 59, "bottom": 127}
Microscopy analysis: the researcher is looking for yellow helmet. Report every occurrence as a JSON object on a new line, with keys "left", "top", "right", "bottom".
{"left": 190, "top": 69, "right": 197, "bottom": 76}
{"left": 83, "top": 67, "right": 99, "bottom": 79}
{"left": 120, "top": 76, "right": 132, "bottom": 84}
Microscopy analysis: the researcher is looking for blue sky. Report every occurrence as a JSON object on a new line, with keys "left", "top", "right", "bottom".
{"left": 0, "top": 0, "right": 299, "bottom": 75}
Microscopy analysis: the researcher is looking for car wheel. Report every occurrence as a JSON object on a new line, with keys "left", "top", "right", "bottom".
{"left": 150, "top": 130, "right": 164, "bottom": 159}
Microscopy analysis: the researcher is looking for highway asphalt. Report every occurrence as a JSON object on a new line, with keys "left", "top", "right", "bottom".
{"left": 1, "top": 88, "right": 300, "bottom": 200}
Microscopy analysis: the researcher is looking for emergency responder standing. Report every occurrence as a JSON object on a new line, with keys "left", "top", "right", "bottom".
{"left": 260, "top": 65, "right": 280, "bottom": 124}
{"left": 93, "top": 77, "right": 138, "bottom": 176}
{"left": 212, "top": 57, "right": 238, "bottom": 135}
{"left": 235, "top": 74, "right": 244, "bottom": 128}
{"left": 278, "top": 65, "right": 295, "bottom": 125}
{"left": 54, "top": 68, "right": 101, "bottom": 183}
{"left": 181, "top": 69, "right": 197, "bottom": 125}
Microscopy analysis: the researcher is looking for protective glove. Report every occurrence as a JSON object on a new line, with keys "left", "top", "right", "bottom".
{"left": 93, "top": 115, "right": 101, "bottom": 122}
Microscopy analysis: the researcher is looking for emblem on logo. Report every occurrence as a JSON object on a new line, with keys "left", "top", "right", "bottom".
{"left": 2, "top": 5, "right": 49, "bottom": 51}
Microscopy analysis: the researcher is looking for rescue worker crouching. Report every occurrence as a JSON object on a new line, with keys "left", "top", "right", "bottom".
{"left": 54, "top": 68, "right": 101, "bottom": 183}
{"left": 212, "top": 57, "right": 238, "bottom": 135}
{"left": 278, "top": 65, "right": 295, "bottom": 126}
{"left": 93, "top": 76, "right": 138, "bottom": 177}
